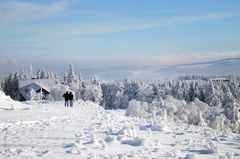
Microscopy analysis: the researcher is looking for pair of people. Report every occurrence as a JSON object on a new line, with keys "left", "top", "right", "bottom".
{"left": 63, "top": 91, "right": 74, "bottom": 107}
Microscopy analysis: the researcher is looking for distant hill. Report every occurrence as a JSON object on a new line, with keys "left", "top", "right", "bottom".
{"left": 152, "top": 57, "right": 240, "bottom": 78}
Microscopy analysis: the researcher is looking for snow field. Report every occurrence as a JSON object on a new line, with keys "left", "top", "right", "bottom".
{"left": 0, "top": 91, "right": 240, "bottom": 158}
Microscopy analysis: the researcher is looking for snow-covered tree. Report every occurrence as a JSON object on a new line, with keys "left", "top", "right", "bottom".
{"left": 91, "top": 75, "right": 100, "bottom": 85}
{"left": 63, "top": 73, "right": 68, "bottom": 84}
{"left": 11, "top": 73, "right": 20, "bottom": 100}
{"left": 204, "top": 82, "right": 222, "bottom": 107}
{"left": 67, "top": 63, "right": 78, "bottom": 84}
{"left": 181, "top": 82, "right": 190, "bottom": 102}
{"left": 3, "top": 72, "right": 25, "bottom": 100}
{"left": 41, "top": 68, "right": 48, "bottom": 79}
{"left": 78, "top": 73, "right": 83, "bottom": 82}
{"left": 101, "top": 84, "right": 119, "bottom": 109}
{"left": 136, "top": 82, "right": 155, "bottom": 103}
{"left": 222, "top": 88, "right": 239, "bottom": 122}
{"left": 29, "top": 65, "right": 34, "bottom": 78}
{"left": 173, "top": 81, "right": 184, "bottom": 100}
{"left": 81, "top": 83, "right": 102, "bottom": 104}
{"left": 123, "top": 81, "right": 139, "bottom": 102}
{"left": 18, "top": 71, "right": 29, "bottom": 80}
{"left": 0, "top": 80, "right": 3, "bottom": 91}
{"left": 65, "top": 64, "right": 80, "bottom": 97}
{"left": 229, "top": 79, "right": 240, "bottom": 101}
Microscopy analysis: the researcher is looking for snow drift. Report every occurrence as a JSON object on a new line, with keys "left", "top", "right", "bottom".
{"left": 0, "top": 91, "right": 29, "bottom": 110}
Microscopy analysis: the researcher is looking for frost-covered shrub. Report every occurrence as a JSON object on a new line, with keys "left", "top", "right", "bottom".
{"left": 81, "top": 83, "right": 102, "bottom": 104}
{"left": 125, "top": 100, "right": 150, "bottom": 117}
{"left": 125, "top": 94, "right": 240, "bottom": 133}
{"left": 183, "top": 99, "right": 208, "bottom": 126}
{"left": 209, "top": 114, "right": 227, "bottom": 131}
{"left": 162, "top": 95, "right": 186, "bottom": 117}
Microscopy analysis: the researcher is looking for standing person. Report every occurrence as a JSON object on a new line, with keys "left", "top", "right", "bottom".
{"left": 63, "top": 91, "right": 69, "bottom": 107}
{"left": 69, "top": 92, "right": 74, "bottom": 107}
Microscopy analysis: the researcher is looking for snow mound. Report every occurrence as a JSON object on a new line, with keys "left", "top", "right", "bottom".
{"left": 0, "top": 91, "right": 28, "bottom": 110}
{"left": 121, "top": 137, "right": 145, "bottom": 146}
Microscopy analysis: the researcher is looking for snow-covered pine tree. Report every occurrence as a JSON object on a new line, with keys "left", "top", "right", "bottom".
{"left": 101, "top": 84, "right": 119, "bottom": 109}
{"left": 36, "top": 69, "right": 41, "bottom": 79}
{"left": 3, "top": 71, "right": 27, "bottom": 100}
{"left": 67, "top": 63, "right": 78, "bottom": 84}
{"left": 3, "top": 73, "right": 13, "bottom": 97}
{"left": 79, "top": 72, "right": 83, "bottom": 82}
{"left": 222, "top": 87, "right": 240, "bottom": 133}
{"left": 123, "top": 81, "right": 139, "bottom": 102}
{"left": 152, "top": 83, "right": 161, "bottom": 100}
{"left": 173, "top": 81, "right": 184, "bottom": 100}
{"left": 18, "top": 71, "right": 29, "bottom": 80}
{"left": 91, "top": 75, "right": 100, "bottom": 85}
{"left": 11, "top": 73, "right": 20, "bottom": 100}
{"left": 182, "top": 81, "right": 191, "bottom": 102}
{"left": 228, "top": 77, "right": 240, "bottom": 101}
{"left": 40, "top": 68, "right": 48, "bottom": 79}
{"left": 136, "top": 81, "right": 155, "bottom": 103}
{"left": 0, "top": 80, "right": 3, "bottom": 91}
{"left": 195, "top": 81, "right": 205, "bottom": 102}
{"left": 29, "top": 65, "right": 34, "bottom": 78}
{"left": 63, "top": 73, "right": 68, "bottom": 84}
{"left": 54, "top": 73, "right": 59, "bottom": 80}
{"left": 204, "top": 82, "right": 221, "bottom": 107}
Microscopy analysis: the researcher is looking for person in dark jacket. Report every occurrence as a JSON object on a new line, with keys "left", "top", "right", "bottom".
{"left": 63, "top": 91, "right": 69, "bottom": 107}
{"left": 69, "top": 92, "right": 74, "bottom": 107}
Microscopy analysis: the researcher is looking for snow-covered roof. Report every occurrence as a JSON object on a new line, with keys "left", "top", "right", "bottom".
{"left": 19, "top": 79, "right": 52, "bottom": 91}
{"left": 19, "top": 79, "right": 54, "bottom": 101}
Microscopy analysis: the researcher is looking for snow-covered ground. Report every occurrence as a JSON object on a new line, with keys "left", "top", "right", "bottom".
{"left": 0, "top": 92, "right": 240, "bottom": 159}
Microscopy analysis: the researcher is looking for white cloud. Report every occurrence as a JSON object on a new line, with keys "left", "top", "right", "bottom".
{"left": 0, "top": 1, "right": 69, "bottom": 23}
{"left": 165, "top": 12, "right": 240, "bottom": 25}
{"left": 55, "top": 12, "right": 240, "bottom": 37}
{"left": 53, "top": 11, "right": 240, "bottom": 37}
{"left": 1, "top": 11, "right": 239, "bottom": 51}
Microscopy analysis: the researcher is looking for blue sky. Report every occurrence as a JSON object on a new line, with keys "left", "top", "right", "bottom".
{"left": 0, "top": 0, "right": 240, "bottom": 78}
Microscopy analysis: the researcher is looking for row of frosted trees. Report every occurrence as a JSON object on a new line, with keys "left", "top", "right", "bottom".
{"left": 1, "top": 64, "right": 240, "bottom": 110}
{"left": 100, "top": 78, "right": 240, "bottom": 109}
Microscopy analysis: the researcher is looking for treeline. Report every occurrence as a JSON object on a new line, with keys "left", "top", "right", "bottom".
{"left": 1, "top": 64, "right": 240, "bottom": 110}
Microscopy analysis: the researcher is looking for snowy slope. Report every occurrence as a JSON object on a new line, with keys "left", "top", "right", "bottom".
{"left": 0, "top": 92, "right": 240, "bottom": 159}
{"left": 0, "top": 91, "right": 29, "bottom": 111}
